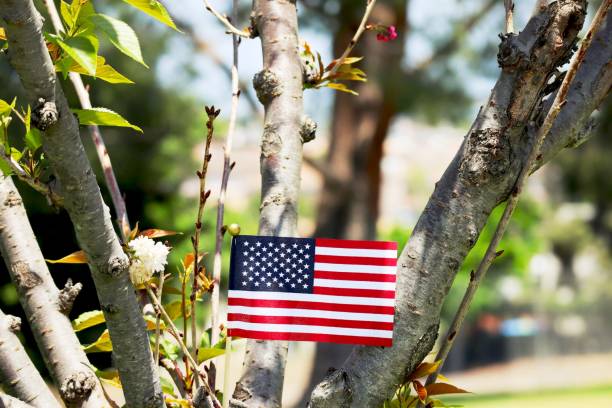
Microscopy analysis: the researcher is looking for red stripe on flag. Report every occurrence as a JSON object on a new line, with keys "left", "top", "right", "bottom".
{"left": 315, "top": 238, "right": 397, "bottom": 250}
{"left": 314, "top": 271, "right": 396, "bottom": 282}
{"left": 227, "top": 313, "right": 394, "bottom": 330}
{"left": 314, "top": 254, "right": 397, "bottom": 266}
{"left": 313, "top": 286, "right": 396, "bottom": 299}
{"left": 227, "top": 328, "right": 393, "bottom": 346}
{"left": 227, "top": 297, "right": 395, "bottom": 315}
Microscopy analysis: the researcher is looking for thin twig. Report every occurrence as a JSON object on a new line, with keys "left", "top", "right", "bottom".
{"left": 202, "top": 0, "right": 253, "bottom": 38}
{"left": 191, "top": 106, "right": 217, "bottom": 389}
{"left": 0, "top": 153, "right": 62, "bottom": 206}
{"left": 326, "top": 0, "right": 378, "bottom": 78}
{"left": 154, "top": 272, "right": 166, "bottom": 364}
{"left": 504, "top": 0, "right": 515, "bottom": 34}
{"left": 210, "top": 0, "right": 240, "bottom": 369}
{"left": 145, "top": 286, "right": 222, "bottom": 408}
{"left": 43, "top": 0, "right": 131, "bottom": 241}
{"left": 424, "top": 0, "right": 611, "bottom": 387}
{"left": 175, "top": 18, "right": 261, "bottom": 116}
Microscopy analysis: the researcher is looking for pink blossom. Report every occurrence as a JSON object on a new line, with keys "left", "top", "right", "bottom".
{"left": 375, "top": 25, "right": 398, "bottom": 42}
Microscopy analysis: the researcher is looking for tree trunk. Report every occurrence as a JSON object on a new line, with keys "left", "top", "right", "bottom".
{"left": 0, "top": 176, "right": 106, "bottom": 407}
{"left": 230, "top": 0, "right": 306, "bottom": 407}
{"left": 0, "top": 1, "right": 163, "bottom": 406}
{"left": 309, "top": 1, "right": 611, "bottom": 406}
{"left": 0, "top": 309, "right": 60, "bottom": 408}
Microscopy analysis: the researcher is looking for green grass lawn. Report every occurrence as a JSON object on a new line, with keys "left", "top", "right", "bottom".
{"left": 443, "top": 384, "right": 612, "bottom": 408}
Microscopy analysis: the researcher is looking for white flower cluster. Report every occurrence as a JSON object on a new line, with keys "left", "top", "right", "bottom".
{"left": 128, "top": 236, "right": 169, "bottom": 285}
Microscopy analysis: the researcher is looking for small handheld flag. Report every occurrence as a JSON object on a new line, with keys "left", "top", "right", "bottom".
{"left": 227, "top": 235, "right": 397, "bottom": 346}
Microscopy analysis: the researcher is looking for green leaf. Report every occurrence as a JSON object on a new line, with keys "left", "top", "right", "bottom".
{"left": 0, "top": 98, "right": 15, "bottom": 115}
{"left": 24, "top": 106, "right": 42, "bottom": 152}
{"left": 197, "top": 333, "right": 227, "bottom": 363}
{"left": 95, "top": 368, "right": 122, "bottom": 388}
{"left": 122, "top": 0, "right": 179, "bottom": 31}
{"left": 160, "top": 376, "right": 175, "bottom": 395}
{"left": 72, "top": 310, "right": 105, "bottom": 332}
{"left": 60, "top": 1, "right": 74, "bottom": 30}
{"left": 56, "top": 34, "right": 99, "bottom": 75}
{"left": 83, "top": 329, "right": 112, "bottom": 353}
{"left": 89, "top": 14, "right": 147, "bottom": 67}
{"left": 72, "top": 107, "right": 142, "bottom": 132}
{"left": 158, "top": 336, "right": 180, "bottom": 361}
{"left": 197, "top": 345, "right": 225, "bottom": 363}
{"left": 62, "top": 56, "right": 134, "bottom": 84}
{"left": 0, "top": 159, "right": 11, "bottom": 176}
{"left": 165, "top": 300, "right": 190, "bottom": 321}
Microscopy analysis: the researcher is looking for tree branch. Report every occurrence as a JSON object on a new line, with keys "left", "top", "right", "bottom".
{"left": 0, "top": 309, "right": 60, "bottom": 408}
{"left": 327, "top": 0, "right": 378, "bottom": 78}
{"left": 202, "top": 0, "right": 254, "bottom": 38}
{"left": 0, "top": 1, "right": 163, "bottom": 406}
{"left": 309, "top": 1, "right": 590, "bottom": 406}
{"left": 42, "top": 0, "right": 131, "bottom": 241}
{"left": 425, "top": 0, "right": 611, "bottom": 389}
{"left": 210, "top": 0, "right": 240, "bottom": 378}
{"left": 0, "top": 393, "right": 36, "bottom": 408}
{"left": 0, "top": 153, "right": 62, "bottom": 207}
{"left": 0, "top": 175, "right": 107, "bottom": 407}
{"left": 230, "top": 0, "right": 307, "bottom": 407}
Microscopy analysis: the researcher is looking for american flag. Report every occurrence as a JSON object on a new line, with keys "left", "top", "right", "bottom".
{"left": 227, "top": 235, "right": 397, "bottom": 346}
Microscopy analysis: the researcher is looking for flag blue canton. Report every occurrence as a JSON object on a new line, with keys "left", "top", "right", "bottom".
{"left": 229, "top": 235, "right": 316, "bottom": 293}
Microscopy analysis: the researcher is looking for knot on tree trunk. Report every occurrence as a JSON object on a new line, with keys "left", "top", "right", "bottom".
{"left": 497, "top": 33, "right": 528, "bottom": 71}
{"left": 59, "top": 371, "right": 96, "bottom": 403}
{"left": 300, "top": 115, "right": 317, "bottom": 143}
{"left": 253, "top": 69, "right": 282, "bottom": 104}
{"left": 32, "top": 98, "right": 58, "bottom": 131}
{"left": 106, "top": 255, "right": 129, "bottom": 277}
{"left": 6, "top": 315, "right": 21, "bottom": 332}
{"left": 58, "top": 278, "right": 82, "bottom": 314}
{"left": 143, "top": 391, "right": 165, "bottom": 408}
{"left": 3, "top": 190, "right": 22, "bottom": 207}
{"left": 460, "top": 128, "right": 512, "bottom": 186}
{"left": 12, "top": 260, "right": 42, "bottom": 289}
{"left": 309, "top": 368, "right": 352, "bottom": 408}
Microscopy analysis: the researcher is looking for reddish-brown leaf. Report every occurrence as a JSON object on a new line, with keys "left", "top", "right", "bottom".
{"left": 425, "top": 383, "right": 469, "bottom": 396}
{"left": 413, "top": 380, "right": 427, "bottom": 402}
{"left": 46, "top": 250, "right": 88, "bottom": 264}
{"left": 407, "top": 360, "right": 441, "bottom": 381}
{"left": 138, "top": 228, "right": 181, "bottom": 239}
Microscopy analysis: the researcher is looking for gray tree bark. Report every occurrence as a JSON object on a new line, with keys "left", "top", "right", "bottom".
{"left": 230, "top": 0, "right": 307, "bottom": 407}
{"left": 0, "top": 175, "right": 107, "bottom": 407}
{"left": 309, "top": 1, "right": 611, "bottom": 406}
{"left": 0, "top": 1, "right": 163, "bottom": 406}
{"left": 0, "top": 310, "right": 60, "bottom": 408}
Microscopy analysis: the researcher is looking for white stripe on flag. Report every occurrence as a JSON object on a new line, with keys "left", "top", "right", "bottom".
{"left": 228, "top": 290, "right": 396, "bottom": 306}
{"left": 227, "top": 321, "right": 393, "bottom": 338}
{"left": 314, "top": 262, "right": 396, "bottom": 274}
{"left": 314, "top": 279, "right": 396, "bottom": 290}
{"left": 314, "top": 246, "right": 397, "bottom": 258}
{"left": 227, "top": 306, "right": 394, "bottom": 322}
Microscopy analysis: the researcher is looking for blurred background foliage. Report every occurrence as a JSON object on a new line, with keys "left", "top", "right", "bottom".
{"left": 0, "top": 0, "right": 610, "bottom": 406}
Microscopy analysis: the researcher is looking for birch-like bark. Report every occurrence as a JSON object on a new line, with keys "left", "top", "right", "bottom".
{"left": 0, "top": 1, "right": 163, "bottom": 406}
{"left": 0, "top": 310, "right": 60, "bottom": 408}
{"left": 0, "top": 176, "right": 106, "bottom": 407}
{"left": 309, "top": 1, "right": 601, "bottom": 406}
{"left": 0, "top": 393, "right": 36, "bottom": 408}
{"left": 230, "top": 0, "right": 306, "bottom": 406}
